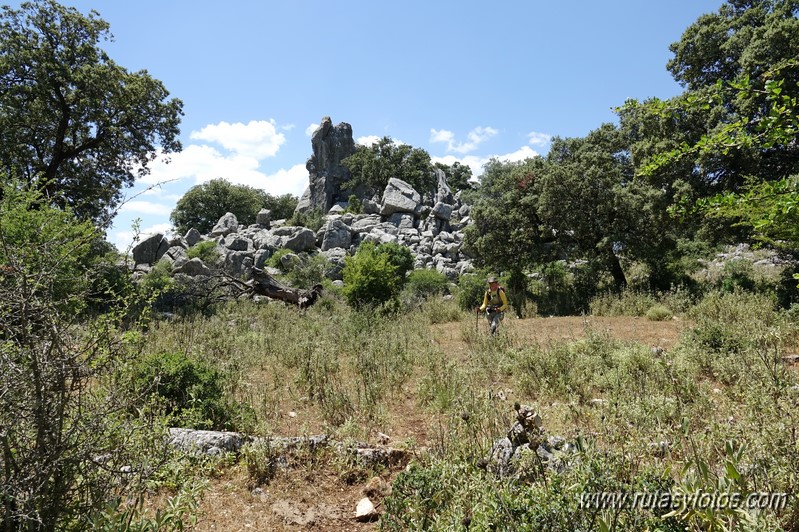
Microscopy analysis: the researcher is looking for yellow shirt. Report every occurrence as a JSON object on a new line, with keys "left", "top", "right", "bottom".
{"left": 480, "top": 287, "right": 508, "bottom": 312}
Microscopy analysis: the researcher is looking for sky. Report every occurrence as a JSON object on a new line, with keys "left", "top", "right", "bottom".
{"left": 14, "top": 0, "right": 725, "bottom": 251}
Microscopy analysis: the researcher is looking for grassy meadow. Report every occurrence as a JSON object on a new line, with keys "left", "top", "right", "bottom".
{"left": 130, "top": 281, "right": 799, "bottom": 531}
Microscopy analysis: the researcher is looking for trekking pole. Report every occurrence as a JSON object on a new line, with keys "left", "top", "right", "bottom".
{"left": 475, "top": 307, "right": 479, "bottom": 333}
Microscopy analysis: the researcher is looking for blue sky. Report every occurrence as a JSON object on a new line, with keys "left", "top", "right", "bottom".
{"left": 24, "top": 0, "right": 724, "bottom": 250}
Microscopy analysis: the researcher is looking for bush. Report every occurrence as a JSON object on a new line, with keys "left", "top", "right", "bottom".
{"left": 127, "top": 351, "right": 243, "bottom": 430}
{"left": 186, "top": 240, "right": 220, "bottom": 265}
{"left": 645, "top": 304, "right": 673, "bottom": 321}
{"left": 287, "top": 208, "right": 325, "bottom": 231}
{"left": 590, "top": 290, "right": 657, "bottom": 317}
{"left": 0, "top": 181, "right": 173, "bottom": 529}
{"left": 405, "top": 269, "right": 449, "bottom": 299}
{"left": 457, "top": 274, "right": 487, "bottom": 311}
{"left": 342, "top": 243, "right": 401, "bottom": 309}
{"left": 285, "top": 253, "right": 330, "bottom": 288}
{"left": 719, "top": 259, "right": 756, "bottom": 293}
{"left": 267, "top": 248, "right": 299, "bottom": 271}
{"left": 375, "top": 241, "right": 414, "bottom": 283}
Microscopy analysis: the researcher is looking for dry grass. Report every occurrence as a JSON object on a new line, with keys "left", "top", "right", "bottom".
{"left": 185, "top": 314, "right": 689, "bottom": 531}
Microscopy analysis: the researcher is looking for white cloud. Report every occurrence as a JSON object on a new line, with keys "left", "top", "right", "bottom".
{"left": 501, "top": 145, "right": 540, "bottom": 162}
{"left": 430, "top": 129, "right": 455, "bottom": 144}
{"left": 430, "top": 126, "right": 498, "bottom": 154}
{"left": 118, "top": 200, "right": 172, "bottom": 216}
{"left": 432, "top": 145, "right": 539, "bottom": 180}
{"left": 357, "top": 135, "right": 381, "bottom": 147}
{"left": 262, "top": 163, "right": 309, "bottom": 197}
{"left": 528, "top": 131, "right": 552, "bottom": 146}
{"left": 190, "top": 119, "right": 285, "bottom": 159}
{"left": 305, "top": 123, "right": 319, "bottom": 137}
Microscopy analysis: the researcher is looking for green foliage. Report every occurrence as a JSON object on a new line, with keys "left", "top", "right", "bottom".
{"left": 171, "top": 178, "right": 279, "bottom": 235}
{"left": 344, "top": 194, "right": 363, "bottom": 214}
{"left": 342, "top": 242, "right": 402, "bottom": 309}
{"left": 590, "top": 290, "right": 658, "bottom": 317}
{"left": 457, "top": 274, "right": 488, "bottom": 311}
{"left": 262, "top": 192, "right": 299, "bottom": 221}
{"left": 137, "top": 260, "right": 177, "bottom": 309}
{"left": 287, "top": 208, "right": 325, "bottom": 231}
{"left": 375, "top": 241, "right": 414, "bottom": 282}
{"left": 0, "top": 180, "right": 181, "bottom": 529}
{"left": 285, "top": 253, "right": 330, "bottom": 288}
{"left": 0, "top": 0, "right": 183, "bottom": 223}
{"left": 127, "top": 351, "right": 243, "bottom": 431}
{"left": 0, "top": 180, "right": 96, "bottom": 315}
{"left": 404, "top": 268, "right": 449, "bottom": 299}
{"left": 718, "top": 259, "right": 757, "bottom": 293}
{"left": 267, "top": 248, "right": 297, "bottom": 271}
{"left": 186, "top": 240, "right": 220, "bottom": 265}
{"left": 464, "top": 158, "right": 549, "bottom": 276}
{"left": 342, "top": 136, "right": 435, "bottom": 196}
{"left": 645, "top": 304, "right": 673, "bottom": 321}
{"left": 434, "top": 161, "right": 474, "bottom": 193}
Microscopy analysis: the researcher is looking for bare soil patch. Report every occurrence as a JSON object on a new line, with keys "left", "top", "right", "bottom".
{"left": 432, "top": 314, "right": 688, "bottom": 353}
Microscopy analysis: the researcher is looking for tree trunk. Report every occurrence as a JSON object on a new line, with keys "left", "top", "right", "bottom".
{"left": 249, "top": 268, "right": 323, "bottom": 309}
{"left": 608, "top": 252, "right": 628, "bottom": 290}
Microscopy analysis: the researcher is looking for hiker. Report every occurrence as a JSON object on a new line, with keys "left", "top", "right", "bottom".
{"left": 477, "top": 276, "right": 508, "bottom": 335}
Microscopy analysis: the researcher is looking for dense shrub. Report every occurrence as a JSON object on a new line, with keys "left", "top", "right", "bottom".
{"left": 342, "top": 243, "right": 401, "bottom": 309}
{"left": 186, "top": 240, "right": 220, "bottom": 265}
{"left": 375, "top": 241, "right": 414, "bottom": 282}
{"left": 457, "top": 273, "right": 487, "bottom": 311}
{"left": 645, "top": 304, "right": 673, "bottom": 321}
{"left": 718, "top": 259, "right": 757, "bottom": 293}
{"left": 127, "top": 351, "right": 244, "bottom": 430}
{"left": 404, "top": 268, "right": 449, "bottom": 298}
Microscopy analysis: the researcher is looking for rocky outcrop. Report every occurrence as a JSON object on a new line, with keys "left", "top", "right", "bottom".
{"left": 295, "top": 117, "right": 357, "bottom": 215}
{"left": 130, "top": 117, "right": 475, "bottom": 288}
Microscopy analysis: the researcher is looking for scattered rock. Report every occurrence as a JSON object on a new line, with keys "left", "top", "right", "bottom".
{"left": 167, "top": 428, "right": 249, "bottom": 456}
{"left": 354, "top": 497, "right": 378, "bottom": 522}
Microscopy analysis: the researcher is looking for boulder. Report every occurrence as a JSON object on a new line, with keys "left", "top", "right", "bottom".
{"left": 434, "top": 167, "right": 454, "bottom": 205}
{"left": 388, "top": 212, "right": 415, "bottom": 230}
{"left": 173, "top": 257, "right": 213, "bottom": 277}
{"left": 380, "top": 178, "right": 421, "bottom": 217}
{"left": 321, "top": 218, "right": 352, "bottom": 251}
{"left": 224, "top": 251, "right": 253, "bottom": 277}
{"left": 222, "top": 234, "right": 252, "bottom": 252}
{"left": 132, "top": 233, "right": 169, "bottom": 266}
{"left": 184, "top": 228, "right": 202, "bottom": 247}
{"left": 283, "top": 228, "right": 317, "bottom": 252}
{"left": 256, "top": 209, "right": 271, "bottom": 228}
{"left": 210, "top": 212, "right": 239, "bottom": 237}
{"left": 431, "top": 202, "right": 453, "bottom": 221}
{"left": 168, "top": 428, "right": 249, "bottom": 456}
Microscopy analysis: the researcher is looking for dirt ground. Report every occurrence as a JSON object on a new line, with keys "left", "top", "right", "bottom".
{"left": 190, "top": 315, "right": 688, "bottom": 531}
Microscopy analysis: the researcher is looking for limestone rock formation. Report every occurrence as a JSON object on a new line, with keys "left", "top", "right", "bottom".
{"left": 295, "top": 116, "right": 357, "bottom": 215}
